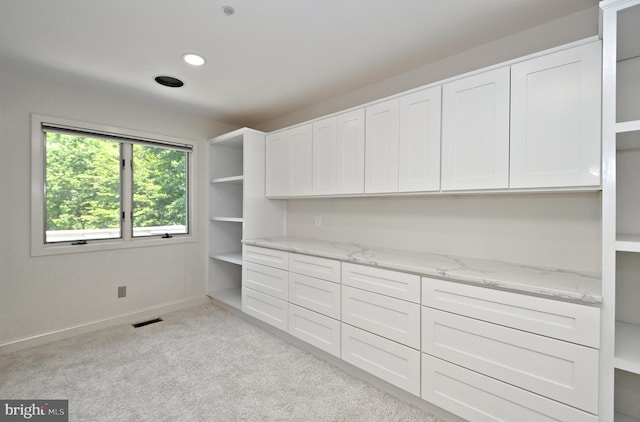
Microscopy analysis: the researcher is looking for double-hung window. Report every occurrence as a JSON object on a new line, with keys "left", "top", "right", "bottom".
{"left": 31, "top": 114, "right": 196, "bottom": 255}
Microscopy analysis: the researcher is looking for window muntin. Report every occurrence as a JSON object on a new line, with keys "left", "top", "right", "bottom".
{"left": 37, "top": 118, "right": 193, "bottom": 250}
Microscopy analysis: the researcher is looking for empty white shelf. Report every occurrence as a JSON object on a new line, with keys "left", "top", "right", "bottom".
{"left": 616, "top": 234, "right": 640, "bottom": 252}
{"left": 615, "top": 321, "right": 640, "bottom": 375}
{"left": 209, "top": 285, "right": 242, "bottom": 310}
{"left": 210, "top": 252, "right": 242, "bottom": 266}
{"left": 210, "top": 217, "right": 243, "bottom": 223}
{"left": 211, "top": 175, "right": 244, "bottom": 184}
{"left": 617, "top": 120, "right": 640, "bottom": 134}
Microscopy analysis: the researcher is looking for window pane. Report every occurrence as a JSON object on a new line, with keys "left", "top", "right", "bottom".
{"left": 45, "top": 133, "right": 121, "bottom": 243}
{"left": 132, "top": 145, "right": 188, "bottom": 237}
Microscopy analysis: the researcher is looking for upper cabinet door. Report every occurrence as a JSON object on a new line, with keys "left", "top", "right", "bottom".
{"left": 365, "top": 99, "right": 400, "bottom": 193}
{"left": 312, "top": 116, "right": 337, "bottom": 195}
{"left": 336, "top": 109, "right": 365, "bottom": 194}
{"left": 441, "top": 67, "right": 510, "bottom": 191}
{"left": 288, "top": 124, "right": 313, "bottom": 196}
{"left": 265, "top": 131, "right": 289, "bottom": 197}
{"left": 398, "top": 86, "right": 442, "bottom": 192}
{"left": 510, "top": 42, "right": 601, "bottom": 189}
{"left": 313, "top": 109, "right": 365, "bottom": 195}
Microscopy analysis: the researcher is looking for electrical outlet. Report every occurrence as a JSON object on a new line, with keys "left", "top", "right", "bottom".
{"left": 117, "top": 286, "right": 127, "bottom": 298}
{"left": 314, "top": 216, "right": 322, "bottom": 227}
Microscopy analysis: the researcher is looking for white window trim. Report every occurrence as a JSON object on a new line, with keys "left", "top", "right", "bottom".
{"left": 30, "top": 113, "right": 198, "bottom": 256}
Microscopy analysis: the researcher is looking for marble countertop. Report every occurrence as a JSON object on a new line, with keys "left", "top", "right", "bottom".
{"left": 243, "top": 237, "right": 602, "bottom": 305}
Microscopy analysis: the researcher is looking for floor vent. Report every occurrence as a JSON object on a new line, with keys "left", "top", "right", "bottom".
{"left": 132, "top": 318, "right": 163, "bottom": 328}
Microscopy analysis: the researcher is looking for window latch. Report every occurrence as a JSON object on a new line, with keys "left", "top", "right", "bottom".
{"left": 161, "top": 233, "right": 173, "bottom": 239}
{"left": 71, "top": 240, "right": 87, "bottom": 245}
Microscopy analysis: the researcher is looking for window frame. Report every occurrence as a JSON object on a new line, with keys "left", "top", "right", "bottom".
{"left": 31, "top": 114, "right": 198, "bottom": 256}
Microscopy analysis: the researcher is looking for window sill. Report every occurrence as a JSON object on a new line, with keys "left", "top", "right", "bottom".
{"left": 31, "top": 234, "right": 198, "bottom": 257}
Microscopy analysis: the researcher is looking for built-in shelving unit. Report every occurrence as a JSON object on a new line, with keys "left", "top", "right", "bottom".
{"left": 601, "top": 1, "right": 640, "bottom": 420}
{"left": 207, "top": 128, "right": 284, "bottom": 310}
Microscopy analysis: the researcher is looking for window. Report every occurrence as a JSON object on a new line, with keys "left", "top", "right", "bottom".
{"left": 31, "top": 114, "right": 196, "bottom": 255}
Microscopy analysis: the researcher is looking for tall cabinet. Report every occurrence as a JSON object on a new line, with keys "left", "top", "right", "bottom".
{"left": 208, "top": 128, "right": 284, "bottom": 309}
{"left": 601, "top": 1, "right": 640, "bottom": 421}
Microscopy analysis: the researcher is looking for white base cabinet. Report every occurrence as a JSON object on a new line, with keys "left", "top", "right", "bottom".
{"left": 242, "top": 287, "right": 288, "bottom": 332}
{"left": 288, "top": 304, "right": 340, "bottom": 357}
{"left": 341, "top": 323, "right": 421, "bottom": 396}
{"left": 422, "top": 354, "right": 598, "bottom": 422}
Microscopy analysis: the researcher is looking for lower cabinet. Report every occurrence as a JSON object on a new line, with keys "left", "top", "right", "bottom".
{"left": 242, "top": 287, "right": 288, "bottom": 331}
{"left": 422, "top": 354, "right": 598, "bottom": 422}
{"left": 288, "top": 304, "right": 341, "bottom": 357}
{"left": 341, "top": 323, "right": 421, "bottom": 396}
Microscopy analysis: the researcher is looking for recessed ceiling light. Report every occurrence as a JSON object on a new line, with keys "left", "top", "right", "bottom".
{"left": 183, "top": 53, "right": 206, "bottom": 66}
{"left": 221, "top": 6, "right": 234, "bottom": 16}
{"left": 155, "top": 75, "right": 184, "bottom": 88}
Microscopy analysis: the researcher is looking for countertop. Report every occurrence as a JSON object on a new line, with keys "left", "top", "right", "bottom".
{"left": 243, "top": 237, "right": 602, "bottom": 305}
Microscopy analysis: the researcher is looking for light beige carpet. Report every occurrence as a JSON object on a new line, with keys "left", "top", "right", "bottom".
{"left": 0, "top": 302, "right": 446, "bottom": 421}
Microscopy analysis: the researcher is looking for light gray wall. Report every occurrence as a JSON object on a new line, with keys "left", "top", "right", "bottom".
{"left": 259, "top": 6, "right": 602, "bottom": 273}
{"left": 0, "top": 62, "right": 236, "bottom": 346}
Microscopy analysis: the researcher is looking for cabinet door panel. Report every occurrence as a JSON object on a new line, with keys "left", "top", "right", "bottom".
{"left": 441, "top": 67, "right": 510, "bottom": 191}
{"left": 365, "top": 99, "right": 400, "bottom": 193}
{"left": 289, "top": 253, "right": 341, "bottom": 283}
{"left": 336, "top": 109, "right": 365, "bottom": 194}
{"left": 312, "top": 116, "right": 337, "bottom": 195}
{"left": 422, "top": 307, "right": 599, "bottom": 413}
{"left": 422, "top": 354, "right": 598, "bottom": 422}
{"left": 289, "top": 304, "right": 341, "bottom": 357}
{"left": 289, "top": 273, "right": 341, "bottom": 319}
{"left": 242, "top": 287, "right": 287, "bottom": 331}
{"left": 342, "top": 323, "right": 420, "bottom": 395}
{"left": 265, "top": 131, "right": 289, "bottom": 197}
{"left": 242, "top": 262, "right": 288, "bottom": 301}
{"left": 399, "top": 86, "right": 442, "bottom": 192}
{"left": 288, "top": 124, "right": 313, "bottom": 196}
{"left": 510, "top": 42, "right": 601, "bottom": 188}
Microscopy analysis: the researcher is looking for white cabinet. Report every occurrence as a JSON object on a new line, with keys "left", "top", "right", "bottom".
{"left": 242, "top": 287, "right": 288, "bottom": 331}
{"left": 289, "top": 253, "right": 341, "bottom": 283}
{"left": 422, "top": 354, "right": 598, "bottom": 422}
{"left": 365, "top": 99, "right": 400, "bottom": 193}
{"left": 289, "top": 273, "right": 341, "bottom": 319}
{"left": 244, "top": 245, "right": 289, "bottom": 270}
{"left": 441, "top": 67, "right": 510, "bottom": 191}
{"left": 341, "top": 323, "right": 421, "bottom": 396}
{"left": 313, "top": 109, "right": 365, "bottom": 195}
{"left": 265, "top": 124, "right": 312, "bottom": 197}
{"left": 288, "top": 304, "right": 341, "bottom": 357}
{"left": 342, "top": 285, "right": 420, "bottom": 349}
{"left": 422, "top": 307, "right": 599, "bottom": 413}
{"left": 342, "top": 262, "right": 420, "bottom": 303}
{"left": 398, "top": 86, "right": 442, "bottom": 192}
{"left": 510, "top": 42, "right": 601, "bottom": 189}
{"left": 243, "top": 262, "right": 288, "bottom": 301}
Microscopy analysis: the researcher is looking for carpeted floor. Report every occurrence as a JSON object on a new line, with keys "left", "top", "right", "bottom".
{"left": 0, "top": 302, "right": 446, "bottom": 421}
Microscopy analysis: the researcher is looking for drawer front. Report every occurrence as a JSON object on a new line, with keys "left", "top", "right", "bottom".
{"left": 243, "top": 245, "right": 289, "bottom": 270}
{"left": 288, "top": 304, "right": 341, "bottom": 357}
{"left": 422, "top": 276, "right": 600, "bottom": 348}
{"left": 342, "top": 323, "right": 420, "bottom": 396}
{"left": 422, "top": 354, "right": 598, "bottom": 422}
{"left": 242, "top": 287, "right": 287, "bottom": 331}
{"left": 422, "top": 307, "right": 599, "bottom": 413}
{"left": 289, "top": 273, "right": 341, "bottom": 319}
{"left": 243, "top": 262, "right": 288, "bottom": 301}
{"left": 342, "top": 263, "right": 420, "bottom": 302}
{"left": 289, "top": 253, "right": 341, "bottom": 283}
{"left": 342, "top": 285, "right": 420, "bottom": 349}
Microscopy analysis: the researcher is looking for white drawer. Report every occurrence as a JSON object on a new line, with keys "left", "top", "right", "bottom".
{"left": 289, "top": 253, "right": 341, "bottom": 283}
{"left": 422, "top": 307, "right": 599, "bottom": 413}
{"left": 342, "top": 263, "right": 420, "bottom": 302}
{"left": 243, "top": 262, "right": 288, "bottom": 301}
{"left": 242, "top": 287, "right": 287, "bottom": 331}
{"left": 243, "top": 245, "right": 289, "bottom": 270}
{"left": 288, "top": 304, "right": 341, "bottom": 357}
{"left": 422, "top": 276, "right": 600, "bottom": 348}
{"left": 342, "top": 323, "right": 420, "bottom": 396}
{"left": 342, "top": 285, "right": 420, "bottom": 349}
{"left": 422, "top": 354, "right": 597, "bottom": 422}
{"left": 289, "top": 273, "right": 341, "bottom": 319}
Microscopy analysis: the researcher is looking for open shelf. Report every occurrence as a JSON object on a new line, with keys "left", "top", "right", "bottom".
{"left": 617, "top": 121, "right": 640, "bottom": 133}
{"left": 209, "top": 285, "right": 242, "bottom": 310}
{"left": 210, "top": 217, "right": 243, "bottom": 223}
{"left": 616, "top": 412, "right": 640, "bottom": 422}
{"left": 210, "top": 252, "right": 242, "bottom": 266}
{"left": 616, "top": 321, "right": 640, "bottom": 375}
{"left": 616, "top": 234, "right": 640, "bottom": 252}
{"left": 211, "top": 175, "right": 244, "bottom": 184}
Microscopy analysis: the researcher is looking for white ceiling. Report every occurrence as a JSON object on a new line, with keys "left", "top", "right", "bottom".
{"left": 0, "top": 0, "right": 598, "bottom": 127}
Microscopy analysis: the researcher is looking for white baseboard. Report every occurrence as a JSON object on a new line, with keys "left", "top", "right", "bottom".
{"left": 0, "top": 296, "right": 209, "bottom": 354}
